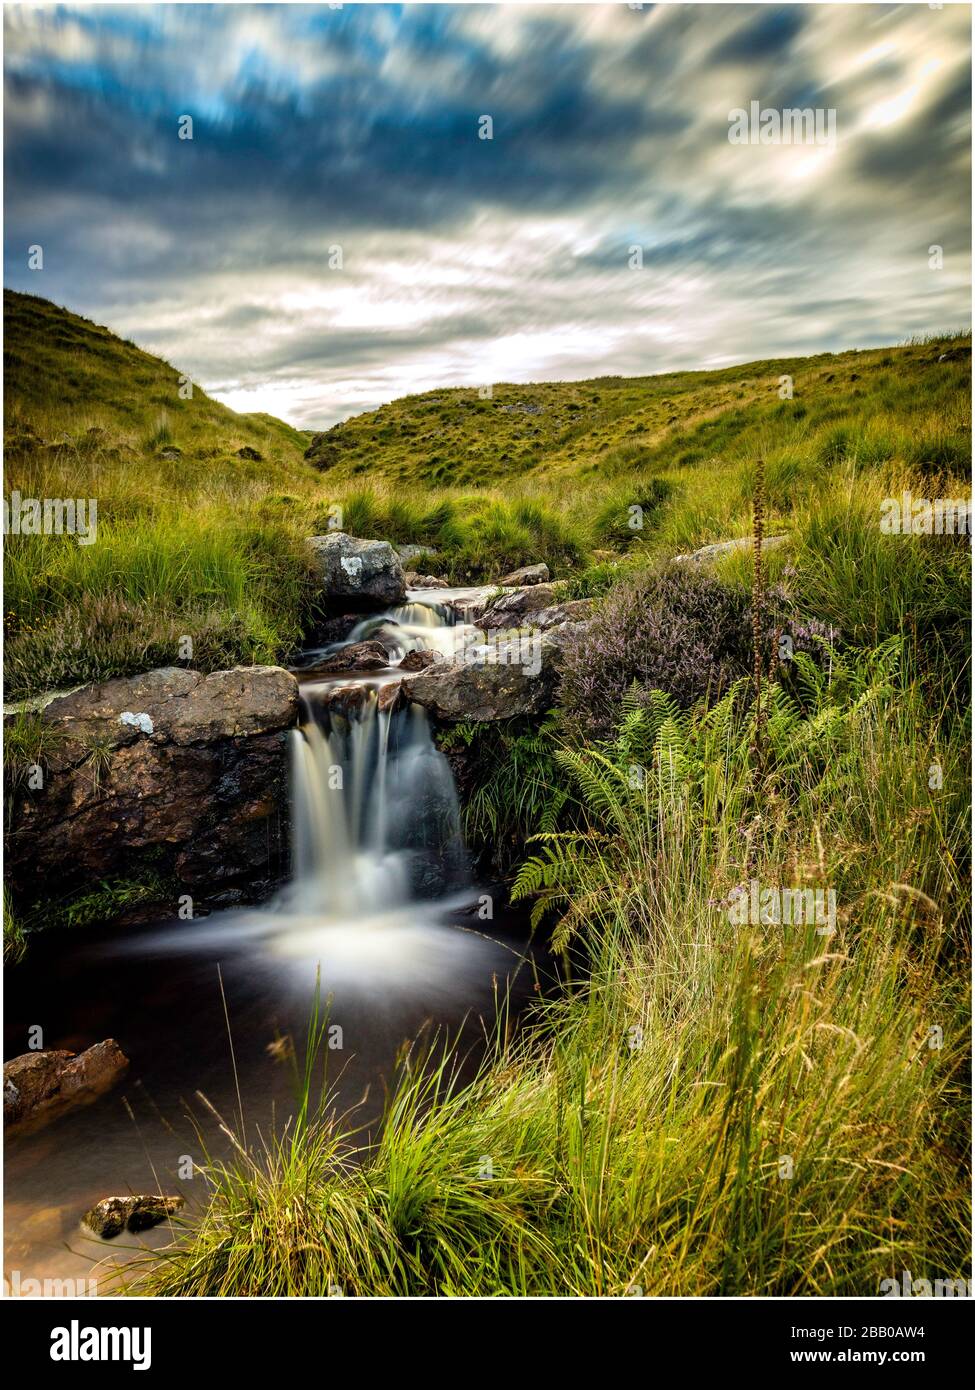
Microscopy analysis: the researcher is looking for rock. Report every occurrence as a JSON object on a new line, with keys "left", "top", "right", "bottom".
{"left": 521, "top": 599, "right": 594, "bottom": 631}
{"left": 37, "top": 665, "right": 298, "bottom": 752}
{"left": 497, "top": 563, "right": 550, "bottom": 587}
{"left": 402, "top": 624, "right": 583, "bottom": 722}
{"left": 479, "top": 584, "right": 557, "bottom": 630}
{"left": 399, "top": 649, "right": 441, "bottom": 673}
{"left": 4, "top": 1041, "right": 129, "bottom": 1131}
{"left": 158, "top": 446, "right": 182, "bottom": 460}
{"left": 236, "top": 446, "right": 263, "bottom": 461}
{"left": 376, "top": 680, "right": 404, "bottom": 714}
{"left": 5, "top": 666, "right": 299, "bottom": 907}
{"left": 673, "top": 534, "right": 788, "bottom": 566}
{"left": 405, "top": 573, "right": 449, "bottom": 589}
{"left": 306, "top": 532, "right": 406, "bottom": 609}
{"left": 83, "top": 1194, "right": 184, "bottom": 1240}
{"left": 316, "top": 684, "right": 369, "bottom": 717}
{"left": 307, "top": 640, "right": 392, "bottom": 675}
{"left": 396, "top": 544, "right": 439, "bottom": 565}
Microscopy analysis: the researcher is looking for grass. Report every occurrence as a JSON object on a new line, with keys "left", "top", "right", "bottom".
{"left": 4, "top": 291, "right": 970, "bottom": 694}
{"left": 139, "top": 641, "right": 970, "bottom": 1296}
{"left": 5, "top": 292, "right": 971, "bottom": 1296}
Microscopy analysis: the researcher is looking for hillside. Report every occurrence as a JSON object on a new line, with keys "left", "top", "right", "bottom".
{"left": 3, "top": 291, "right": 971, "bottom": 700}
{"left": 4, "top": 290, "right": 308, "bottom": 465}
{"left": 304, "top": 339, "right": 972, "bottom": 489}
{"left": 3, "top": 291, "right": 322, "bottom": 700}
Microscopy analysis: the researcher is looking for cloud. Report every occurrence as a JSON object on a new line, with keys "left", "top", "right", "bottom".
{"left": 3, "top": 2, "right": 970, "bottom": 428}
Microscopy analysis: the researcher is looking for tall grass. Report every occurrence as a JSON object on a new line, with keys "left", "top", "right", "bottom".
{"left": 141, "top": 642, "right": 970, "bottom": 1296}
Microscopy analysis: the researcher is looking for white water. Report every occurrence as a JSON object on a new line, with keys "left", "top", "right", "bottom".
{"left": 282, "top": 590, "right": 478, "bottom": 920}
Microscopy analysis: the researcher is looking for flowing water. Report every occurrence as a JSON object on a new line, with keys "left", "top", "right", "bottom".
{"left": 4, "top": 588, "right": 541, "bottom": 1294}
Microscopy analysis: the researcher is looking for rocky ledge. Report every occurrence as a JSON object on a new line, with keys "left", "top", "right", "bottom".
{"left": 5, "top": 664, "right": 299, "bottom": 915}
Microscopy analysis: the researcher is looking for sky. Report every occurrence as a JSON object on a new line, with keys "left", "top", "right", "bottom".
{"left": 3, "top": 2, "right": 971, "bottom": 429}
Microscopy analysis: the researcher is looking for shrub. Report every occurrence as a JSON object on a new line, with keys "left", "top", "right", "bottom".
{"left": 558, "top": 565, "right": 832, "bottom": 739}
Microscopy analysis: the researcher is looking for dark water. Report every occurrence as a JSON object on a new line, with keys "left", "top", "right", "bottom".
{"left": 4, "top": 897, "right": 540, "bottom": 1293}
{"left": 4, "top": 590, "right": 542, "bottom": 1295}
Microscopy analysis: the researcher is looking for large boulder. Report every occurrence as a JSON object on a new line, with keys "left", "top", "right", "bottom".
{"left": 4, "top": 1041, "right": 129, "bottom": 1132}
{"left": 5, "top": 666, "right": 299, "bottom": 911}
{"left": 306, "top": 532, "right": 406, "bottom": 609}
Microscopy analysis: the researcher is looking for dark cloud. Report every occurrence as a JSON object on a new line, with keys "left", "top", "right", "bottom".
{"left": 2, "top": 3, "right": 970, "bottom": 427}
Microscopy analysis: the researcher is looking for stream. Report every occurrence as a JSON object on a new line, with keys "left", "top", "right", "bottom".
{"left": 4, "top": 588, "right": 543, "bottom": 1295}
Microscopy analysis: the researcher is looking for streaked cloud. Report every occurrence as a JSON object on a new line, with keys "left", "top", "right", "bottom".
{"left": 3, "top": 3, "right": 970, "bottom": 428}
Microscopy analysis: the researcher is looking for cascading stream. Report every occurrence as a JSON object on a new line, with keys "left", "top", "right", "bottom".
{"left": 282, "top": 590, "right": 480, "bottom": 920}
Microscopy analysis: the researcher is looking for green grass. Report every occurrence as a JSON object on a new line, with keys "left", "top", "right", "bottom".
{"left": 139, "top": 641, "right": 970, "bottom": 1296}
{"left": 5, "top": 293, "right": 971, "bottom": 1296}
{"left": 4, "top": 292, "right": 970, "bottom": 694}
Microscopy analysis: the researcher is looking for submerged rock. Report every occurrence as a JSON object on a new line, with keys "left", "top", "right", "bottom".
{"left": 4, "top": 1040, "right": 129, "bottom": 1132}
{"left": 83, "top": 1194, "right": 184, "bottom": 1239}
{"left": 306, "top": 532, "right": 406, "bottom": 609}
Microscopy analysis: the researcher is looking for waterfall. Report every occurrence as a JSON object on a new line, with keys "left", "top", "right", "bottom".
{"left": 283, "top": 686, "right": 467, "bottom": 920}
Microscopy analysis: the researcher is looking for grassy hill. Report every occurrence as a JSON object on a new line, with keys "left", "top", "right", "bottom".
{"left": 3, "top": 289, "right": 971, "bottom": 699}
{"left": 306, "top": 340, "right": 971, "bottom": 489}
{"left": 4, "top": 290, "right": 308, "bottom": 462}
{"left": 3, "top": 291, "right": 321, "bottom": 699}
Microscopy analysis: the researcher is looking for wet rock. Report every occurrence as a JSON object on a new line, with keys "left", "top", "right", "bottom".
{"left": 399, "top": 649, "right": 442, "bottom": 673}
{"left": 376, "top": 680, "right": 404, "bottom": 714}
{"left": 83, "top": 1194, "right": 184, "bottom": 1240}
{"left": 402, "top": 624, "right": 584, "bottom": 722}
{"left": 5, "top": 666, "right": 299, "bottom": 908}
{"left": 4, "top": 1040, "right": 129, "bottom": 1131}
{"left": 497, "top": 562, "right": 549, "bottom": 587}
{"left": 308, "top": 640, "right": 392, "bottom": 675}
{"left": 405, "top": 573, "right": 449, "bottom": 589}
{"left": 317, "top": 684, "right": 369, "bottom": 717}
{"left": 479, "top": 584, "right": 557, "bottom": 630}
{"left": 306, "top": 532, "right": 406, "bottom": 609}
